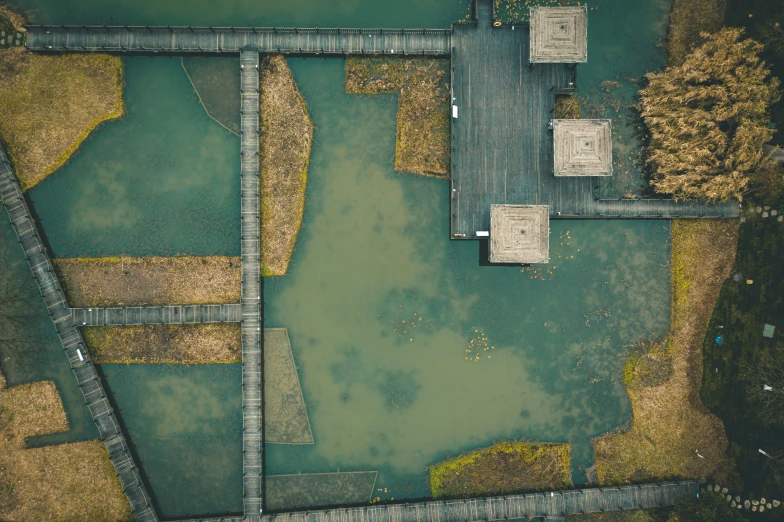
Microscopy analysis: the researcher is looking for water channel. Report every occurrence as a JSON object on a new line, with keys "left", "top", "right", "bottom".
{"left": 5, "top": 0, "right": 672, "bottom": 517}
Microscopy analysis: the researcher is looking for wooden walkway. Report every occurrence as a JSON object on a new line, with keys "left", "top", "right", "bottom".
{"left": 70, "top": 304, "right": 242, "bottom": 326}
{"left": 0, "top": 146, "right": 158, "bottom": 522}
{"left": 240, "top": 48, "right": 264, "bottom": 521}
{"left": 24, "top": 25, "right": 451, "bottom": 55}
{"left": 187, "top": 481, "right": 698, "bottom": 522}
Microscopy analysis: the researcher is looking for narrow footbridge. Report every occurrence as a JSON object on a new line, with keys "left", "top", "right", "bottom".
{"left": 0, "top": 146, "right": 158, "bottom": 522}
{"left": 24, "top": 25, "right": 451, "bottom": 55}
{"left": 190, "top": 481, "right": 698, "bottom": 522}
{"left": 70, "top": 304, "right": 241, "bottom": 326}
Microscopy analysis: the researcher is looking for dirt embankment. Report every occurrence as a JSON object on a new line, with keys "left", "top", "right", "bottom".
{"left": 0, "top": 371, "right": 132, "bottom": 521}
{"left": 346, "top": 57, "right": 450, "bottom": 179}
{"left": 54, "top": 256, "right": 241, "bottom": 307}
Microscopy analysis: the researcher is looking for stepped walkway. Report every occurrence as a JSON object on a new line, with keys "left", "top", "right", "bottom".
{"left": 240, "top": 48, "right": 264, "bottom": 520}
{"left": 24, "top": 25, "right": 451, "bottom": 55}
{"left": 0, "top": 146, "right": 158, "bottom": 522}
{"left": 70, "top": 304, "right": 242, "bottom": 326}
{"left": 189, "top": 481, "right": 698, "bottom": 522}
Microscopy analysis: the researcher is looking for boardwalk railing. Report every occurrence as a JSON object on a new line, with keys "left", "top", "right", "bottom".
{"left": 240, "top": 48, "right": 264, "bottom": 520}
{"left": 0, "top": 146, "right": 158, "bottom": 522}
{"left": 70, "top": 304, "right": 241, "bottom": 326}
{"left": 24, "top": 25, "right": 452, "bottom": 55}
{"left": 187, "top": 481, "right": 698, "bottom": 522}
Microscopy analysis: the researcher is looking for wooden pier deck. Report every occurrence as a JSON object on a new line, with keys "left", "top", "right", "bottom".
{"left": 187, "top": 481, "right": 698, "bottom": 522}
{"left": 240, "top": 48, "right": 264, "bottom": 520}
{"left": 0, "top": 145, "right": 158, "bottom": 522}
{"left": 449, "top": 0, "right": 738, "bottom": 238}
{"left": 24, "top": 25, "right": 451, "bottom": 55}
{"left": 70, "top": 304, "right": 242, "bottom": 326}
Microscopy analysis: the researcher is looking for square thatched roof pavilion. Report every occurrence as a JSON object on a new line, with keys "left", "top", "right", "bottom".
{"left": 553, "top": 119, "right": 613, "bottom": 176}
{"left": 489, "top": 205, "right": 550, "bottom": 264}
{"left": 530, "top": 6, "right": 588, "bottom": 63}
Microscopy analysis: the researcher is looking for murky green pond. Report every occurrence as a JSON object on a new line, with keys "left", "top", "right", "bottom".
{"left": 5, "top": 0, "right": 673, "bottom": 517}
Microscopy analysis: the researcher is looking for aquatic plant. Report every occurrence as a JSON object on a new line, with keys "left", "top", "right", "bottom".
{"left": 640, "top": 28, "right": 780, "bottom": 202}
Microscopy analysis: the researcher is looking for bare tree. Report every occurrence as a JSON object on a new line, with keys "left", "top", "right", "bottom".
{"left": 0, "top": 275, "right": 44, "bottom": 355}
{"left": 742, "top": 343, "right": 784, "bottom": 428}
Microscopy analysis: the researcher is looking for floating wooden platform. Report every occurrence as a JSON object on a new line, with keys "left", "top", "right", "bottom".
{"left": 24, "top": 25, "right": 451, "bottom": 55}
{"left": 240, "top": 48, "right": 264, "bottom": 521}
{"left": 70, "top": 304, "right": 242, "bottom": 326}
{"left": 0, "top": 146, "right": 158, "bottom": 522}
{"left": 187, "top": 481, "right": 698, "bottom": 521}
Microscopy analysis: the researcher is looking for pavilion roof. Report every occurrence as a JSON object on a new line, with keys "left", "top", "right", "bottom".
{"left": 489, "top": 205, "right": 550, "bottom": 264}
{"left": 530, "top": 6, "right": 588, "bottom": 63}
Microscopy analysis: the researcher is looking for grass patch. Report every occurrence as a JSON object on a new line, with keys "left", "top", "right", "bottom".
{"left": 699, "top": 203, "right": 784, "bottom": 499}
{"left": 53, "top": 256, "right": 241, "bottom": 307}
{"left": 0, "top": 371, "right": 132, "bottom": 521}
{"left": 555, "top": 94, "right": 581, "bottom": 119}
{"left": 82, "top": 323, "right": 241, "bottom": 363}
{"left": 260, "top": 55, "right": 313, "bottom": 277}
{"left": 593, "top": 220, "right": 739, "bottom": 485}
{"left": 429, "top": 441, "right": 570, "bottom": 499}
{"left": 0, "top": 40, "right": 123, "bottom": 190}
{"left": 566, "top": 509, "right": 670, "bottom": 522}
{"left": 346, "top": 57, "right": 450, "bottom": 179}
{"left": 666, "top": 0, "right": 726, "bottom": 66}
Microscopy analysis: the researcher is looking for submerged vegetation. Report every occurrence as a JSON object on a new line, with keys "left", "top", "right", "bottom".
{"left": 593, "top": 220, "right": 739, "bottom": 485}
{"left": 261, "top": 55, "right": 313, "bottom": 277}
{"left": 346, "top": 57, "right": 450, "bottom": 178}
{"left": 54, "top": 256, "right": 241, "bottom": 307}
{"left": 429, "top": 442, "right": 570, "bottom": 498}
{"left": 0, "top": 19, "right": 123, "bottom": 190}
{"left": 640, "top": 28, "right": 780, "bottom": 202}
{"left": 0, "top": 372, "right": 132, "bottom": 521}
{"left": 83, "top": 324, "right": 241, "bottom": 363}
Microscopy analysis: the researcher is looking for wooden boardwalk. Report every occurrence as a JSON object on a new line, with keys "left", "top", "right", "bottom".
{"left": 187, "top": 481, "right": 698, "bottom": 522}
{"left": 240, "top": 48, "right": 264, "bottom": 521}
{"left": 449, "top": 0, "right": 738, "bottom": 238}
{"left": 0, "top": 145, "right": 158, "bottom": 522}
{"left": 70, "top": 304, "right": 242, "bottom": 326}
{"left": 24, "top": 25, "right": 451, "bottom": 55}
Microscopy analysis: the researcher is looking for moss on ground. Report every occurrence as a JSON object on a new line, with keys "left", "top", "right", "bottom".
{"left": 0, "top": 371, "right": 132, "bottom": 521}
{"left": 0, "top": 33, "right": 123, "bottom": 189}
{"left": 54, "top": 256, "right": 241, "bottom": 307}
{"left": 555, "top": 94, "right": 581, "bottom": 119}
{"left": 667, "top": 0, "right": 726, "bottom": 66}
{"left": 429, "top": 441, "right": 570, "bottom": 499}
{"left": 82, "top": 323, "right": 241, "bottom": 363}
{"left": 346, "top": 57, "right": 450, "bottom": 178}
{"left": 593, "top": 220, "right": 739, "bottom": 485}
{"left": 260, "top": 55, "right": 313, "bottom": 277}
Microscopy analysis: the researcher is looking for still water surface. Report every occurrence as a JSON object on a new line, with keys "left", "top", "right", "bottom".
{"left": 6, "top": 0, "right": 672, "bottom": 516}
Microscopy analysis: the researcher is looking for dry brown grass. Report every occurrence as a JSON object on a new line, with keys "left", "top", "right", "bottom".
{"left": 0, "top": 45, "right": 123, "bottom": 190}
{"left": 555, "top": 94, "right": 581, "bottom": 119}
{"left": 0, "top": 3, "right": 25, "bottom": 29}
{"left": 593, "top": 220, "right": 740, "bottom": 485}
{"left": 82, "top": 323, "right": 241, "bottom": 363}
{"left": 346, "top": 57, "right": 450, "bottom": 178}
{"left": 260, "top": 55, "right": 313, "bottom": 277}
{"left": 667, "top": 0, "right": 726, "bottom": 66}
{"left": 0, "top": 372, "right": 132, "bottom": 521}
{"left": 54, "top": 256, "right": 241, "bottom": 307}
{"left": 430, "top": 442, "right": 570, "bottom": 499}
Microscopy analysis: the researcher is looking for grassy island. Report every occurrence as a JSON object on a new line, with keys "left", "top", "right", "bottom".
{"left": 0, "top": 9, "right": 123, "bottom": 190}
{"left": 429, "top": 442, "right": 570, "bottom": 499}
{"left": 83, "top": 323, "right": 241, "bottom": 364}
{"left": 346, "top": 57, "right": 450, "bottom": 179}
{"left": 593, "top": 220, "right": 739, "bottom": 484}
{"left": 54, "top": 256, "right": 241, "bottom": 307}
{"left": 261, "top": 55, "right": 314, "bottom": 277}
{"left": 0, "top": 371, "right": 131, "bottom": 521}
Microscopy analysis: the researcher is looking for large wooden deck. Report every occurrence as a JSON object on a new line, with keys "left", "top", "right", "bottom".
{"left": 187, "top": 481, "right": 698, "bottom": 522}
{"left": 0, "top": 146, "right": 158, "bottom": 522}
{"left": 24, "top": 25, "right": 451, "bottom": 55}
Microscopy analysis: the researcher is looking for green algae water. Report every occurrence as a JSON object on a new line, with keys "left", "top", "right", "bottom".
{"left": 5, "top": 0, "right": 675, "bottom": 516}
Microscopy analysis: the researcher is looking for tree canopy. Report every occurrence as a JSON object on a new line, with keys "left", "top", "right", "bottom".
{"left": 668, "top": 491, "right": 746, "bottom": 522}
{"left": 640, "top": 28, "right": 781, "bottom": 201}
